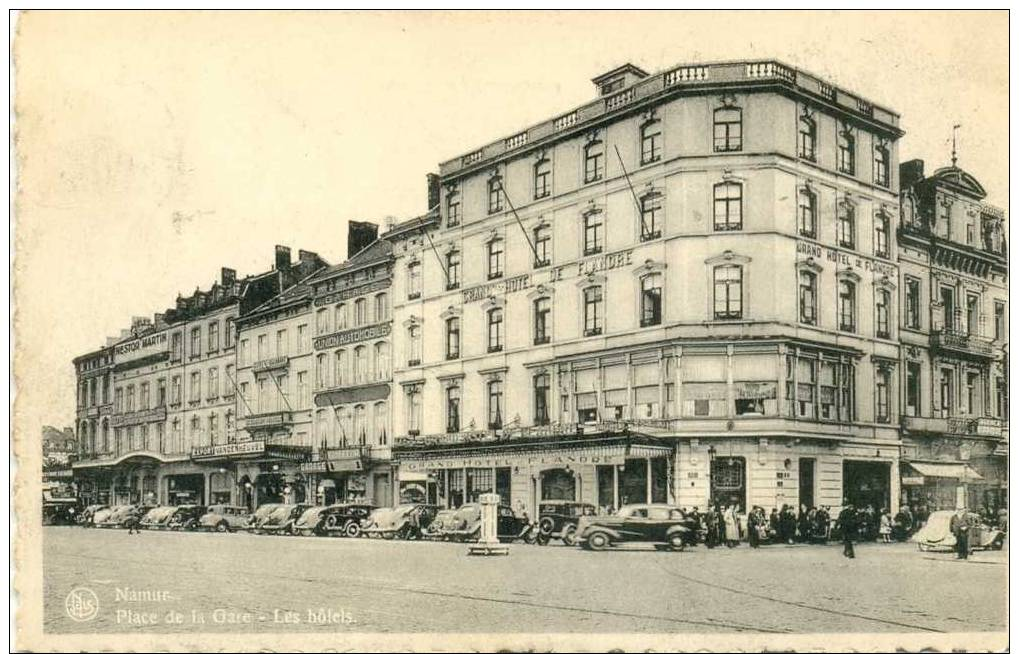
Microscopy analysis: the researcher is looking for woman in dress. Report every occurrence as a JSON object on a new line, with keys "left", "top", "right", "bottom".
{"left": 723, "top": 504, "right": 740, "bottom": 547}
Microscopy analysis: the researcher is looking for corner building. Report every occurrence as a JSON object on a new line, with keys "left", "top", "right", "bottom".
{"left": 388, "top": 60, "right": 905, "bottom": 516}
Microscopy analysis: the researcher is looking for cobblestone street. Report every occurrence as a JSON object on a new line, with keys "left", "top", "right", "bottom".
{"left": 43, "top": 526, "right": 1006, "bottom": 635}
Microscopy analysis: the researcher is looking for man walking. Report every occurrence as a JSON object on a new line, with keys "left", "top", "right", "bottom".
{"left": 124, "top": 508, "right": 142, "bottom": 535}
{"left": 950, "top": 508, "right": 970, "bottom": 560}
{"left": 837, "top": 502, "right": 857, "bottom": 559}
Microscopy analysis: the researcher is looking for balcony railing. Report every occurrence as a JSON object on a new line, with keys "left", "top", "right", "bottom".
{"left": 930, "top": 328, "right": 994, "bottom": 358}
{"left": 902, "top": 415, "right": 1006, "bottom": 438}
{"left": 252, "top": 355, "right": 289, "bottom": 373}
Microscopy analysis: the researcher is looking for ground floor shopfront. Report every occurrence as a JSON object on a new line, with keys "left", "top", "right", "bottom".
{"left": 900, "top": 434, "right": 1008, "bottom": 513}
{"left": 298, "top": 446, "right": 395, "bottom": 507}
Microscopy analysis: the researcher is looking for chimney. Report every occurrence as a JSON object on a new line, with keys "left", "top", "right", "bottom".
{"left": 427, "top": 173, "right": 441, "bottom": 211}
{"left": 153, "top": 312, "right": 165, "bottom": 327}
{"left": 899, "top": 159, "right": 925, "bottom": 190}
{"left": 274, "top": 245, "right": 292, "bottom": 271}
{"left": 221, "top": 267, "right": 237, "bottom": 286}
{"left": 347, "top": 221, "right": 378, "bottom": 259}
{"left": 591, "top": 63, "right": 649, "bottom": 96}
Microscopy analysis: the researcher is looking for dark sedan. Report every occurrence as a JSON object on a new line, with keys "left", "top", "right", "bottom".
{"left": 576, "top": 503, "right": 694, "bottom": 551}
{"left": 536, "top": 501, "right": 598, "bottom": 546}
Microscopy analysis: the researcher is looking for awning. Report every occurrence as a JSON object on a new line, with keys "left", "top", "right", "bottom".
{"left": 906, "top": 462, "right": 984, "bottom": 481}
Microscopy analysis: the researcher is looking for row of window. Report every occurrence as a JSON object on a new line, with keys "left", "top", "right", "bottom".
{"left": 446, "top": 106, "right": 891, "bottom": 228}
{"left": 797, "top": 188, "right": 891, "bottom": 257}
{"left": 171, "top": 318, "right": 235, "bottom": 361}
{"left": 238, "top": 370, "right": 309, "bottom": 416}
{"left": 903, "top": 362, "right": 1008, "bottom": 420}
{"left": 113, "top": 365, "right": 236, "bottom": 413}
{"left": 902, "top": 278, "right": 1007, "bottom": 339}
{"left": 78, "top": 410, "right": 236, "bottom": 455}
{"left": 312, "top": 342, "right": 391, "bottom": 390}
{"left": 314, "top": 293, "right": 389, "bottom": 334}
{"left": 798, "top": 271, "right": 893, "bottom": 338}
{"left": 314, "top": 401, "right": 389, "bottom": 447}
{"left": 78, "top": 374, "right": 111, "bottom": 408}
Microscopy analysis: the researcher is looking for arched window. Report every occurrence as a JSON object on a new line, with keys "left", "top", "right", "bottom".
{"left": 373, "top": 402, "right": 388, "bottom": 445}
{"left": 316, "top": 307, "right": 330, "bottom": 335}
{"left": 354, "top": 345, "right": 368, "bottom": 383}
{"left": 488, "top": 175, "right": 504, "bottom": 213}
{"left": 713, "top": 265, "right": 743, "bottom": 319}
{"left": 316, "top": 409, "right": 330, "bottom": 448}
{"left": 640, "top": 273, "right": 663, "bottom": 327}
{"left": 640, "top": 119, "right": 662, "bottom": 164}
{"left": 838, "top": 279, "right": 857, "bottom": 332}
{"left": 583, "top": 139, "right": 604, "bottom": 183}
{"left": 798, "top": 187, "right": 817, "bottom": 238}
{"left": 799, "top": 270, "right": 817, "bottom": 325}
{"left": 333, "top": 349, "right": 346, "bottom": 387}
{"left": 713, "top": 182, "right": 743, "bottom": 231}
{"left": 353, "top": 298, "right": 367, "bottom": 326}
{"left": 373, "top": 342, "right": 390, "bottom": 380}
{"left": 333, "top": 303, "right": 346, "bottom": 331}
{"left": 353, "top": 405, "right": 368, "bottom": 445}
{"left": 534, "top": 158, "right": 551, "bottom": 199}
{"left": 837, "top": 129, "right": 855, "bottom": 175}
{"left": 337, "top": 406, "right": 352, "bottom": 445}
{"left": 487, "top": 239, "right": 504, "bottom": 279}
{"left": 316, "top": 353, "right": 328, "bottom": 389}
{"left": 798, "top": 114, "right": 816, "bottom": 161}
{"left": 583, "top": 286, "right": 604, "bottom": 336}
{"left": 713, "top": 107, "right": 742, "bottom": 152}
{"left": 487, "top": 308, "right": 504, "bottom": 352}
{"left": 374, "top": 293, "right": 388, "bottom": 322}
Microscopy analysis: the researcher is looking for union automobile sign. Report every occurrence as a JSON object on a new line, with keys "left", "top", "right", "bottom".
{"left": 313, "top": 322, "right": 391, "bottom": 350}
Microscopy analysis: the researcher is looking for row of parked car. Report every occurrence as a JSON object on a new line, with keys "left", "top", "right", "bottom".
{"left": 72, "top": 500, "right": 703, "bottom": 550}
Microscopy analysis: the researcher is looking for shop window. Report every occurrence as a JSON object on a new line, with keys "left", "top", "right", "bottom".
{"left": 617, "top": 459, "right": 648, "bottom": 505}
{"left": 710, "top": 457, "right": 746, "bottom": 510}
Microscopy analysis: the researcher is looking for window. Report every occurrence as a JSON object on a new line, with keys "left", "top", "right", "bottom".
{"left": 316, "top": 308, "right": 329, "bottom": 335}
{"left": 939, "top": 368, "right": 954, "bottom": 417}
{"left": 190, "top": 327, "right": 201, "bottom": 358}
{"left": 966, "top": 293, "right": 979, "bottom": 335}
{"left": 994, "top": 301, "right": 1005, "bottom": 340}
{"left": 374, "top": 293, "right": 388, "bottom": 322}
{"left": 208, "top": 367, "right": 219, "bottom": 399}
{"left": 967, "top": 223, "right": 975, "bottom": 245}
{"left": 446, "top": 189, "right": 460, "bottom": 227}
{"left": 874, "top": 145, "right": 889, "bottom": 187}
{"left": 583, "top": 286, "right": 603, "bottom": 336}
{"left": 407, "top": 325, "right": 421, "bottom": 365}
{"left": 876, "top": 368, "right": 890, "bottom": 423}
{"left": 224, "top": 319, "right": 234, "bottom": 349}
{"left": 189, "top": 372, "right": 200, "bottom": 402}
{"left": 713, "top": 265, "right": 743, "bottom": 319}
{"left": 171, "top": 332, "right": 183, "bottom": 360}
{"left": 583, "top": 211, "right": 603, "bottom": 255}
{"left": 316, "top": 353, "right": 327, "bottom": 389}
{"left": 406, "top": 385, "right": 422, "bottom": 435}
{"left": 445, "top": 317, "right": 460, "bottom": 359}
{"left": 798, "top": 115, "right": 816, "bottom": 161}
{"left": 335, "top": 303, "right": 348, "bottom": 330}
{"left": 333, "top": 349, "right": 346, "bottom": 386}
{"left": 905, "top": 362, "right": 921, "bottom": 417}
{"left": 445, "top": 385, "right": 461, "bottom": 433}
{"left": 208, "top": 413, "right": 219, "bottom": 444}
{"left": 905, "top": 277, "right": 921, "bottom": 329}
{"left": 837, "top": 202, "right": 855, "bottom": 249}
{"left": 208, "top": 321, "right": 220, "bottom": 352}
{"left": 353, "top": 405, "right": 368, "bottom": 445}
{"left": 370, "top": 342, "right": 387, "bottom": 381}
{"left": 276, "top": 329, "right": 287, "bottom": 357}
{"left": 224, "top": 365, "right": 234, "bottom": 397}
{"left": 799, "top": 270, "right": 817, "bottom": 325}
{"left": 157, "top": 378, "right": 167, "bottom": 407}
{"left": 798, "top": 188, "right": 817, "bottom": 238}
{"left": 713, "top": 107, "right": 742, "bottom": 152}
{"left": 533, "top": 226, "right": 551, "bottom": 267}
{"left": 874, "top": 211, "right": 889, "bottom": 258}
{"left": 354, "top": 298, "right": 368, "bottom": 326}
{"left": 407, "top": 261, "right": 422, "bottom": 299}
{"left": 640, "top": 193, "right": 662, "bottom": 241}
{"left": 374, "top": 402, "right": 388, "bottom": 444}
{"left": 640, "top": 274, "right": 662, "bottom": 327}
{"left": 170, "top": 376, "right": 181, "bottom": 405}
{"left": 838, "top": 279, "right": 856, "bottom": 332}
{"left": 487, "top": 308, "right": 504, "bottom": 352}
{"left": 488, "top": 176, "right": 503, "bottom": 214}
{"left": 354, "top": 346, "right": 368, "bottom": 383}
{"left": 533, "top": 297, "right": 551, "bottom": 345}
{"left": 257, "top": 334, "right": 267, "bottom": 360}
{"left": 583, "top": 139, "right": 604, "bottom": 183}
{"left": 640, "top": 120, "right": 662, "bottom": 164}
{"left": 533, "top": 373, "right": 550, "bottom": 425}
{"left": 445, "top": 251, "right": 461, "bottom": 289}
{"left": 996, "top": 377, "right": 1007, "bottom": 419}
{"left": 534, "top": 158, "right": 551, "bottom": 199}
{"left": 837, "top": 129, "right": 855, "bottom": 175}
{"left": 487, "top": 379, "right": 504, "bottom": 429}
{"left": 876, "top": 289, "right": 891, "bottom": 339}
{"left": 139, "top": 382, "right": 150, "bottom": 410}
{"left": 966, "top": 371, "right": 979, "bottom": 415}
{"left": 713, "top": 182, "right": 742, "bottom": 231}
{"left": 487, "top": 239, "right": 504, "bottom": 279}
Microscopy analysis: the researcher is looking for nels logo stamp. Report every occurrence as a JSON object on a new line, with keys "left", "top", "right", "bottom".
{"left": 65, "top": 587, "right": 99, "bottom": 623}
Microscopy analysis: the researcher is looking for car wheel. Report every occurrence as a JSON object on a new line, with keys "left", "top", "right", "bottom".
{"left": 561, "top": 524, "right": 578, "bottom": 547}
{"left": 216, "top": 521, "right": 229, "bottom": 533}
{"left": 325, "top": 515, "right": 339, "bottom": 529}
{"left": 669, "top": 533, "right": 686, "bottom": 551}
{"left": 587, "top": 531, "right": 611, "bottom": 551}
{"left": 539, "top": 517, "right": 555, "bottom": 535}
{"left": 991, "top": 535, "right": 1004, "bottom": 550}
{"left": 344, "top": 521, "right": 361, "bottom": 538}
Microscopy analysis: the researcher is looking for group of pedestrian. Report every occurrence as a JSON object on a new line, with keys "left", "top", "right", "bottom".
{"left": 698, "top": 504, "right": 741, "bottom": 548}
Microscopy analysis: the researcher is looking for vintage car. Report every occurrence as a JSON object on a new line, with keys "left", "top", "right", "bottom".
{"left": 78, "top": 504, "right": 109, "bottom": 527}
{"left": 423, "top": 507, "right": 460, "bottom": 539}
{"left": 576, "top": 503, "right": 694, "bottom": 551}
{"left": 165, "top": 504, "right": 208, "bottom": 531}
{"left": 198, "top": 505, "right": 252, "bottom": 533}
{"left": 293, "top": 503, "right": 374, "bottom": 537}
{"left": 245, "top": 503, "right": 286, "bottom": 532}
{"left": 363, "top": 504, "right": 440, "bottom": 540}
{"left": 139, "top": 506, "right": 178, "bottom": 530}
{"left": 912, "top": 510, "right": 1006, "bottom": 552}
{"left": 258, "top": 503, "right": 314, "bottom": 535}
{"left": 428, "top": 503, "right": 537, "bottom": 543}
{"left": 535, "top": 501, "right": 599, "bottom": 546}
{"left": 42, "top": 496, "right": 79, "bottom": 526}
{"left": 94, "top": 504, "right": 151, "bottom": 529}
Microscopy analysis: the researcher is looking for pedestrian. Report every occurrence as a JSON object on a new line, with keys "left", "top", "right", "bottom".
{"left": 704, "top": 504, "right": 717, "bottom": 548}
{"left": 125, "top": 508, "right": 141, "bottom": 535}
{"left": 714, "top": 504, "right": 726, "bottom": 546}
{"left": 723, "top": 504, "right": 740, "bottom": 547}
{"left": 950, "top": 508, "right": 970, "bottom": 560}
{"left": 768, "top": 508, "right": 780, "bottom": 541}
{"left": 879, "top": 508, "right": 892, "bottom": 543}
{"left": 836, "top": 502, "right": 857, "bottom": 559}
{"left": 748, "top": 506, "right": 764, "bottom": 548}
{"left": 797, "top": 504, "right": 810, "bottom": 543}
{"left": 779, "top": 504, "right": 797, "bottom": 544}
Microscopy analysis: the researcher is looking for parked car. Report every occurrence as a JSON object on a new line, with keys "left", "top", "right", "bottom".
{"left": 535, "top": 501, "right": 598, "bottom": 546}
{"left": 139, "top": 506, "right": 177, "bottom": 530}
{"left": 912, "top": 510, "right": 1006, "bottom": 552}
{"left": 576, "top": 503, "right": 693, "bottom": 551}
{"left": 78, "top": 504, "right": 110, "bottom": 527}
{"left": 291, "top": 503, "right": 372, "bottom": 537}
{"left": 423, "top": 507, "right": 460, "bottom": 540}
{"left": 43, "top": 497, "right": 79, "bottom": 526}
{"left": 95, "top": 504, "right": 151, "bottom": 529}
{"left": 165, "top": 504, "right": 208, "bottom": 531}
{"left": 363, "top": 504, "right": 440, "bottom": 540}
{"left": 246, "top": 503, "right": 287, "bottom": 533}
{"left": 259, "top": 503, "right": 314, "bottom": 535}
{"left": 198, "top": 505, "right": 252, "bottom": 533}
{"left": 429, "top": 503, "right": 537, "bottom": 543}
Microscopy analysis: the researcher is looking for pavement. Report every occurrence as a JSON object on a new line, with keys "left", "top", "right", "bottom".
{"left": 42, "top": 526, "right": 1007, "bottom": 635}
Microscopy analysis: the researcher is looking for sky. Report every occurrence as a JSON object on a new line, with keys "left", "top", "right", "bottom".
{"left": 13, "top": 10, "right": 1009, "bottom": 430}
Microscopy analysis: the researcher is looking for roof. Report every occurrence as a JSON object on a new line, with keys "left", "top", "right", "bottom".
{"left": 927, "top": 166, "right": 988, "bottom": 200}
{"left": 316, "top": 238, "right": 393, "bottom": 279}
